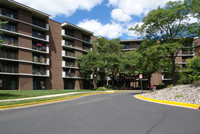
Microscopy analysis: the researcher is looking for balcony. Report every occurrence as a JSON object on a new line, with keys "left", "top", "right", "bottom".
{"left": 0, "top": 24, "right": 17, "bottom": 32}
{"left": 0, "top": 7, "right": 17, "bottom": 19}
{"left": 82, "top": 36, "right": 92, "bottom": 44}
{"left": 62, "top": 50, "right": 76, "bottom": 59}
{"left": 32, "top": 56, "right": 49, "bottom": 65}
{"left": 32, "top": 31, "right": 45, "bottom": 40}
{"left": 62, "top": 40, "right": 74, "bottom": 47}
{"left": 0, "top": 51, "right": 18, "bottom": 60}
{"left": 0, "top": 66, "right": 18, "bottom": 73}
{"left": 32, "top": 67, "right": 49, "bottom": 76}
{"left": 32, "top": 43, "right": 48, "bottom": 52}
{"left": 181, "top": 50, "right": 194, "bottom": 56}
{"left": 82, "top": 45, "right": 91, "bottom": 51}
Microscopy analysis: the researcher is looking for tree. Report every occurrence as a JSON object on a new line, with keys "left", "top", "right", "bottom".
{"left": 130, "top": 0, "right": 199, "bottom": 86}
{"left": 96, "top": 37, "right": 124, "bottom": 89}
{"left": 136, "top": 41, "right": 171, "bottom": 87}
{"left": 77, "top": 50, "right": 103, "bottom": 89}
{"left": 185, "top": 56, "right": 200, "bottom": 82}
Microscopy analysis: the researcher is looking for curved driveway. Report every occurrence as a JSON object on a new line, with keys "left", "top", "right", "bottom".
{"left": 0, "top": 92, "right": 200, "bottom": 134}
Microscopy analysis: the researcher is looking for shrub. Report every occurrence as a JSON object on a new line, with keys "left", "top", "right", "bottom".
{"left": 96, "top": 87, "right": 107, "bottom": 91}
{"left": 167, "top": 84, "right": 173, "bottom": 89}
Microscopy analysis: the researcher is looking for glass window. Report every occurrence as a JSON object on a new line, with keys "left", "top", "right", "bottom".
{"left": 0, "top": 79, "right": 3, "bottom": 87}
{"left": 125, "top": 44, "right": 130, "bottom": 49}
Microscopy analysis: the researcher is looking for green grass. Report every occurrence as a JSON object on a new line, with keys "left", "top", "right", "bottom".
{"left": 0, "top": 93, "right": 90, "bottom": 106}
{"left": 0, "top": 89, "right": 95, "bottom": 100}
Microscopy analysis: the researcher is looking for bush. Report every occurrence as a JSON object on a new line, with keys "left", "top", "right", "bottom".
{"left": 167, "top": 84, "right": 173, "bottom": 89}
{"left": 96, "top": 87, "right": 107, "bottom": 91}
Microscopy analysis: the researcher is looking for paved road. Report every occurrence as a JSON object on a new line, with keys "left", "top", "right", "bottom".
{"left": 0, "top": 92, "right": 200, "bottom": 134}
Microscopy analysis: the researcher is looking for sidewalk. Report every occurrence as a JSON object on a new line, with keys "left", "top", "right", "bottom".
{"left": 0, "top": 91, "right": 94, "bottom": 102}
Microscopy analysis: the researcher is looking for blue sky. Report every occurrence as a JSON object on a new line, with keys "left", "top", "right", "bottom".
{"left": 16, "top": 0, "right": 179, "bottom": 39}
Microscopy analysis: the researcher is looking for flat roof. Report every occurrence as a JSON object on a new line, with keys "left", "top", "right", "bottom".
{"left": 0, "top": 0, "right": 50, "bottom": 19}
{"left": 62, "top": 22, "right": 94, "bottom": 35}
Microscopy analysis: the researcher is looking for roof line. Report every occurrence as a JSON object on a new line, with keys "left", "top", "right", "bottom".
{"left": 62, "top": 22, "right": 94, "bottom": 35}
{"left": 9, "top": 0, "right": 50, "bottom": 17}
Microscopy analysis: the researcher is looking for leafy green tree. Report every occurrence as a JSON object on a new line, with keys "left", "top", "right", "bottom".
{"left": 96, "top": 37, "right": 124, "bottom": 89}
{"left": 77, "top": 50, "right": 103, "bottom": 89}
{"left": 185, "top": 56, "right": 200, "bottom": 82}
{"left": 130, "top": 0, "right": 199, "bottom": 86}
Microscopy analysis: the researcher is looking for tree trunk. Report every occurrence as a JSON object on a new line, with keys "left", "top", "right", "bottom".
{"left": 92, "top": 69, "right": 97, "bottom": 89}
{"left": 171, "top": 58, "right": 176, "bottom": 86}
{"left": 148, "top": 75, "right": 152, "bottom": 88}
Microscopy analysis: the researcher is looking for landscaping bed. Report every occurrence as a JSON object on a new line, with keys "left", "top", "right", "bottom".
{"left": 142, "top": 85, "right": 200, "bottom": 105}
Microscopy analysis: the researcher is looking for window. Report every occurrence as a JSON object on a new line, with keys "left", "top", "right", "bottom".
{"left": 125, "top": 44, "right": 130, "bottom": 49}
{"left": 0, "top": 79, "right": 3, "bottom": 88}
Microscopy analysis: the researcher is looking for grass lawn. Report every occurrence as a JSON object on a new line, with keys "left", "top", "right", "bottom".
{"left": 0, "top": 93, "right": 90, "bottom": 107}
{"left": 0, "top": 89, "right": 95, "bottom": 100}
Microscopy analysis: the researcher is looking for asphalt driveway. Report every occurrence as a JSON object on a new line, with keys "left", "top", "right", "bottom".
{"left": 0, "top": 92, "right": 200, "bottom": 134}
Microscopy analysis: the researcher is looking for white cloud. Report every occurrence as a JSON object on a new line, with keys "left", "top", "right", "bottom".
{"left": 77, "top": 19, "right": 124, "bottom": 39}
{"left": 108, "top": 0, "right": 181, "bottom": 20}
{"left": 111, "top": 9, "right": 132, "bottom": 22}
{"left": 15, "top": 0, "right": 103, "bottom": 18}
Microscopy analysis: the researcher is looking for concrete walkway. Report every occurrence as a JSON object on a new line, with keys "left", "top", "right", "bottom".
{"left": 0, "top": 91, "right": 94, "bottom": 102}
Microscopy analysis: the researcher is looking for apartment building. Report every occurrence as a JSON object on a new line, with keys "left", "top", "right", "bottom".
{"left": 0, "top": 0, "right": 198, "bottom": 90}
{"left": 61, "top": 22, "right": 93, "bottom": 89}
{"left": 0, "top": 0, "right": 94, "bottom": 90}
{"left": 0, "top": 0, "right": 50, "bottom": 90}
{"left": 120, "top": 39, "right": 196, "bottom": 89}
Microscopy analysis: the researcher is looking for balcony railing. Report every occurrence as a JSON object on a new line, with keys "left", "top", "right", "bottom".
{"left": 0, "top": 66, "right": 18, "bottom": 73}
{"left": 82, "top": 37, "right": 91, "bottom": 43}
{"left": 0, "top": 24, "right": 17, "bottom": 32}
{"left": 0, "top": 52, "right": 18, "bottom": 59}
{"left": 182, "top": 51, "right": 193, "bottom": 55}
{"left": 3, "top": 39, "right": 18, "bottom": 46}
{"left": 32, "top": 31, "right": 45, "bottom": 40}
{"left": 65, "top": 31, "right": 74, "bottom": 37}
{"left": 65, "top": 52, "right": 75, "bottom": 57}
{"left": 66, "top": 62, "right": 75, "bottom": 67}
{"left": 65, "top": 41, "right": 74, "bottom": 47}
{"left": 32, "top": 56, "right": 47, "bottom": 64}
{"left": 32, "top": 43, "right": 47, "bottom": 52}
{"left": 0, "top": 7, "right": 17, "bottom": 19}
{"left": 82, "top": 45, "right": 91, "bottom": 50}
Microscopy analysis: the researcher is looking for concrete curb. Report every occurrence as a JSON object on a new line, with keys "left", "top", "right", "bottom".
{"left": 135, "top": 94, "right": 200, "bottom": 110}
{"left": 0, "top": 91, "right": 115, "bottom": 111}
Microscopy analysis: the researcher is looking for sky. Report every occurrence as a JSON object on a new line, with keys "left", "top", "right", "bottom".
{"left": 15, "top": 0, "right": 182, "bottom": 40}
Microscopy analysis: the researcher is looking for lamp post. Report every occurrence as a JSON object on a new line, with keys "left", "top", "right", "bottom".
{"left": 139, "top": 74, "right": 143, "bottom": 93}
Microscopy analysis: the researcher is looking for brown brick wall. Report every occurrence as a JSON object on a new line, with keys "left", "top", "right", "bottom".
{"left": 46, "top": 19, "right": 64, "bottom": 90}
{"left": 18, "top": 63, "right": 32, "bottom": 74}
{"left": 18, "top": 76, "right": 33, "bottom": 90}
{"left": 74, "top": 30, "right": 82, "bottom": 40}
{"left": 151, "top": 73, "right": 162, "bottom": 85}
{"left": 18, "top": 36, "right": 32, "bottom": 48}
{"left": 18, "top": 9, "right": 32, "bottom": 23}
{"left": 75, "top": 40, "right": 82, "bottom": 50}
{"left": 18, "top": 49, "right": 32, "bottom": 61}
{"left": 130, "top": 42, "right": 137, "bottom": 49}
{"left": 175, "top": 56, "right": 182, "bottom": 63}
{"left": 18, "top": 23, "right": 32, "bottom": 36}
{"left": 75, "top": 50, "right": 82, "bottom": 57}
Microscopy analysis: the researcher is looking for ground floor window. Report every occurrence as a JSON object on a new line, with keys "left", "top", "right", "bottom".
{"left": 0, "top": 76, "right": 17, "bottom": 90}
{"left": 64, "top": 79, "right": 75, "bottom": 89}
{"left": 33, "top": 77, "right": 46, "bottom": 90}
{"left": 0, "top": 79, "right": 3, "bottom": 88}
